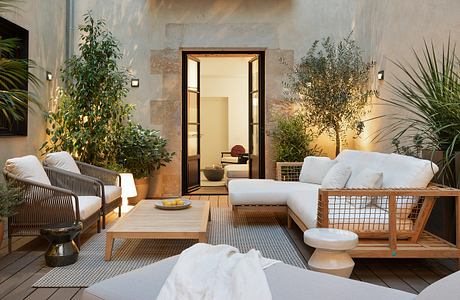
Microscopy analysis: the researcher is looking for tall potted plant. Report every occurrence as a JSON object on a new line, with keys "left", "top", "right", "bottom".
{"left": 0, "top": 183, "right": 23, "bottom": 248}
{"left": 372, "top": 38, "right": 460, "bottom": 243}
{"left": 116, "top": 123, "right": 174, "bottom": 204}
{"left": 42, "top": 12, "right": 132, "bottom": 167}
{"left": 285, "top": 35, "right": 375, "bottom": 156}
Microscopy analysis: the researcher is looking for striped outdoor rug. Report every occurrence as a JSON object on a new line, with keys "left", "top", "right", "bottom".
{"left": 33, "top": 207, "right": 306, "bottom": 287}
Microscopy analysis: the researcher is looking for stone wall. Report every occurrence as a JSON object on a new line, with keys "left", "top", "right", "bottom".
{"left": 72, "top": 0, "right": 460, "bottom": 196}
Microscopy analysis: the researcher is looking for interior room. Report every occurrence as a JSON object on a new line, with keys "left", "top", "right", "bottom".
{"left": 196, "top": 56, "right": 252, "bottom": 194}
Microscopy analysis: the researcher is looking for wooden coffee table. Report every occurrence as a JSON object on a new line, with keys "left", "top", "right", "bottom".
{"left": 104, "top": 200, "right": 210, "bottom": 261}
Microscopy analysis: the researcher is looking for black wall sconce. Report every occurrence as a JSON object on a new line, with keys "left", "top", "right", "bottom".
{"left": 377, "top": 70, "right": 384, "bottom": 80}
{"left": 46, "top": 71, "right": 53, "bottom": 81}
{"left": 131, "top": 78, "right": 139, "bottom": 87}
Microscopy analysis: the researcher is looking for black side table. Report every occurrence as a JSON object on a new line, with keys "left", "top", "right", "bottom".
{"left": 40, "top": 222, "right": 83, "bottom": 267}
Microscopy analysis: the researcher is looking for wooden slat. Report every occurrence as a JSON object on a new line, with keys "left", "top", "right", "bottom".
{"left": 366, "top": 261, "right": 417, "bottom": 293}
{"left": 0, "top": 251, "right": 43, "bottom": 284}
{"left": 209, "top": 195, "right": 218, "bottom": 208}
{"left": 71, "top": 288, "right": 84, "bottom": 300}
{"left": 47, "top": 288, "right": 80, "bottom": 300}
{"left": 388, "top": 194, "right": 397, "bottom": 252}
{"left": 24, "top": 287, "right": 57, "bottom": 300}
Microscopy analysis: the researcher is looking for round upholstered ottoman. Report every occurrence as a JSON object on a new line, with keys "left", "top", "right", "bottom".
{"left": 304, "top": 228, "right": 358, "bottom": 278}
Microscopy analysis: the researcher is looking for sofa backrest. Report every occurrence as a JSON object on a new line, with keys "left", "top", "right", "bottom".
{"left": 336, "top": 150, "right": 439, "bottom": 189}
{"left": 336, "top": 150, "right": 389, "bottom": 188}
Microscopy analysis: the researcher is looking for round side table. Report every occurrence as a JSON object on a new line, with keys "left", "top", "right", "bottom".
{"left": 40, "top": 222, "right": 83, "bottom": 267}
{"left": 304, "top": 228, "right": 358, "bottom": 278}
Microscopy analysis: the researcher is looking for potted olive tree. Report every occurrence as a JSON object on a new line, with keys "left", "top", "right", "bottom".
{"left": 0, "top": 183, "right": 23, "bottom": 248}
{"left": 116, "top": 123, "right": 174, "bottom": 204}
{"left": 285, "top": 35, "right": 375, "bottom": 156}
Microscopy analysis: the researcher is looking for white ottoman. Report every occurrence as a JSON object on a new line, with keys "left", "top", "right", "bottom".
{"left": 304, "top": 228, "right": 358, "bottom": 278}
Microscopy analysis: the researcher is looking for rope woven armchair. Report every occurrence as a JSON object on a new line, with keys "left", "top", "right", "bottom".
{"left": 3, "top": 155, "right": 101, "bottom": 253}
{"left": 43, "top": 152, "right": 122, "bottom": 229}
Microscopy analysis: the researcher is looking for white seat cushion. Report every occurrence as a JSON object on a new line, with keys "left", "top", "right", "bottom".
{"left": 287, "top": 190, "right": 319, "bottom": 229}
{"left": 76, "top": 196, "right": 101, "bottom": 220}
{"left": 45, "top": 151, "right": 81, "bottom": 174}
{"left": 5, "top": 155, "right": 51, "bottom": 186}
{"left": 416, "top": 270, "right": 460, "bottom": 300}
{"left": 104, "top": 185, "right": 122, "bottom": 203}
{"left": 299, "top": 156, "right": 337, "bottom": 184}
{"left": 228, "top": 179, "right": 320, "bottom": 206}
{"left": 221, "top": 157, "right": 239, "bottom": 164}
{"left": 224, "top": 164, "right": 248, "bottom": 178}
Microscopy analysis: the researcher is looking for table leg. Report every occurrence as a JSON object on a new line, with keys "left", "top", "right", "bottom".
{"left": 105, "top": 233, "right": 114, "bottom": 261}
{"left": 199, "top": 232, "right": 208, "bottom": 243}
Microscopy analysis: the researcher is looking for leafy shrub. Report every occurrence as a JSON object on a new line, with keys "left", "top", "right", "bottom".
{"left": 115, "top": 124, "right": 175, "bottom": 179}
{"left": 272, "top": 114, "right": 321, "bottom": 162}
{"left": 0, "top": 183, "right": 23, "bottom": 218}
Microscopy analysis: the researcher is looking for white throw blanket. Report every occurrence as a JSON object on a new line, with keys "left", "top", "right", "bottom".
{"left": 156, "top": 243, "right": 279, "bottom": 300}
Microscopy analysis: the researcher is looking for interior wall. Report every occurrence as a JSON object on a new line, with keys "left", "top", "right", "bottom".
{"left": 200, "top": 97, "right": 228, "bottom": 169}
{"left": 0, "top": 0, "right": 66, "bottom": 242}
{"left": 200, "top": 57, "right": 250, "bottom": 153}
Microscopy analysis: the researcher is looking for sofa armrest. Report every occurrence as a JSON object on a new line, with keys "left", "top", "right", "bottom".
{"left": 317, "top": 185, "right": 460, "bottom": 246}
{"left": 76, "top": 161, "right": 120, "bottom": 186}
{"left": 276, "top": 162, "right": 303, "bottom": 181}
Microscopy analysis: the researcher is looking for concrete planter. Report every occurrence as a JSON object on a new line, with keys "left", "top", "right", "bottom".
{"left": 148, "top": 170, "right": 163, "bottom": 199}
{"left": 128, "top": 177, "right": 150, "bottom": 205}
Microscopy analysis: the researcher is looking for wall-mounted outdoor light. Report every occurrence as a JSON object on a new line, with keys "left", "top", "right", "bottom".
{"left": 131, "top": 78, "right": 140, "bottom": 87}
{"left": 46, "top": 71, "right": 53, "bottom": 81}
{"left": 377, "top": 70, "right": 384, "bottom": 80}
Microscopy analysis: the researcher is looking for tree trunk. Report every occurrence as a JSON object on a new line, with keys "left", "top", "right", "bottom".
{"left": 334, "top": 124, "right": 341, "bottom": 157}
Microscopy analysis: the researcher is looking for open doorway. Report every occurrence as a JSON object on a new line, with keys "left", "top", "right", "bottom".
{"left": 182, "top": 51, "right": 265, "bottom": 195}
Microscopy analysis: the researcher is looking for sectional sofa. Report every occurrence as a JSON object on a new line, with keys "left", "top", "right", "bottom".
{"left": 229, "top": 150, "right": 460, "bottom": 261}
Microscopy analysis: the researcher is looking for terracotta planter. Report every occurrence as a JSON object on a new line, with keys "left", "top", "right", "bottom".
{"left": 128, "top": 177, "right": 150, "bottom": 205}
{"left": 148, "top": 171, "right": 163, "bottom": 199}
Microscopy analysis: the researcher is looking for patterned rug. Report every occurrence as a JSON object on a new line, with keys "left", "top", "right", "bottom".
{"left": 33, "top": 207, "right": 306, "bottom": 287}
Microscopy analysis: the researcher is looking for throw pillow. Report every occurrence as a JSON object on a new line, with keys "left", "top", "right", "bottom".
{"left": 346, "top": 168, "right": 383, "bottom": 208}
{"left": 299, "top": 156, "right": 337, "bottom": 184}
{"left": 45, "top": 151, "right": 81, "bottom": 174}
{"left": 321, "top": 162, "right": 352, "bottom": 188}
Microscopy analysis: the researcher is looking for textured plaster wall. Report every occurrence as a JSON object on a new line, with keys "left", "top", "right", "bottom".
{"left": 0, "top": 0, "right": 67, "bottom": 243}
{"left": 72, "top": 0, "right": 460, "bottom": 196}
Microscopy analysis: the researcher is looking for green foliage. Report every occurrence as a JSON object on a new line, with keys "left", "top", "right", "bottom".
{"left": 0, "top": 0, "right": 41, "bottom": 126}
{"left": 115, "top": 123, "right": 175, "bottom": 179}
{"left": 372, "top": 38, "right": 460, "bottom": 186}
{"left": 272, "top": 113, "right": 321, "bottom": 162}
{"left": 0, "top": 182, "right": 23, "bottom": 218}
{"left": 285, "top": 34, "right": 375, "bottom": 156}
{"left": 42, "top": 12, "right": 133, "bottom": 167}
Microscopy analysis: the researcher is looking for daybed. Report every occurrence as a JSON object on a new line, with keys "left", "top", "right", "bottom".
{"left": 81, "top": 255, "right": 460, "bottom": 300}
{"left": 228, "top": 150, "right": 460, "bottom": 263}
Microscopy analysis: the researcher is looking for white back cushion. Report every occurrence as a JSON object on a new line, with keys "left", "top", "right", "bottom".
{"left": 5, "top": 155, "right": 51, "bottom": 186}
{"left": 336, "top": 150, "right": 389, "bottom": 187}
{"left": 45, "top": 151, "right": 81, "bottom": 174}
{"left": 321, "top": 163, "right": 352, "bottom": 188}
{"left": 299, "top": 156, "right": 337, "bottom": 184}
{"left": 378, "top": 153, "right": 439, "bottom": 188}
